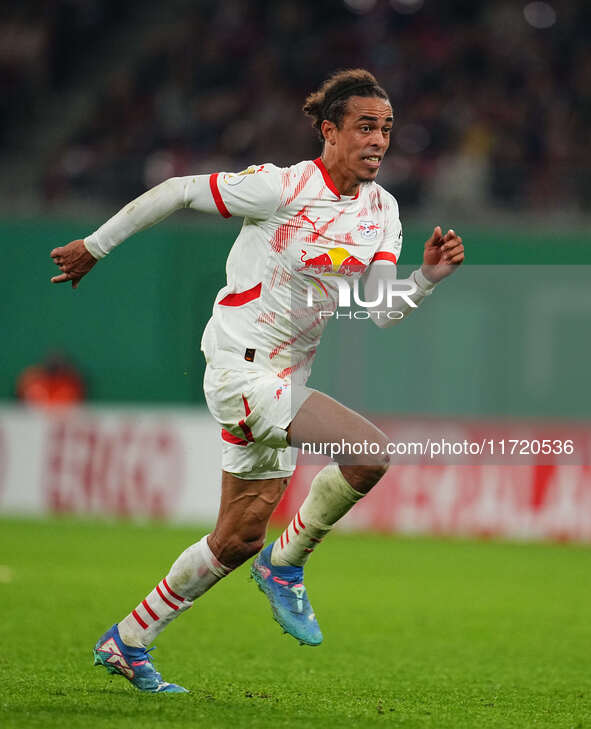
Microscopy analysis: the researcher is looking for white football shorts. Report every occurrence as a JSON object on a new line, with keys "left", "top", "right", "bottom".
{"left": 203, "top": 365, "right": 314, "bottom": 479}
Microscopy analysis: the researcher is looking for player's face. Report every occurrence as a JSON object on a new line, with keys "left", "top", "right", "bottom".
{"left": 334, "top": 96, "right": 393, "bottom": 184}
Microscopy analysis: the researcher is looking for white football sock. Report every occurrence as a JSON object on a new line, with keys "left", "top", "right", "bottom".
{"left": 118, "top": 535, "right": 231, "bottom": 648}
{"left": 271, "top": 464, "right": 364, "bottom": 567}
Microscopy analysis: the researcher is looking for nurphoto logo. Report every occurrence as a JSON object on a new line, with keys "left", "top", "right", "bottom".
{"left": 306, "top": 278, "right": 418, "bottom": 321}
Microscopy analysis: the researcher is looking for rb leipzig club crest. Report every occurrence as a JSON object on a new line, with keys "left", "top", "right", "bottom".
{"left": 357, "top": 220, "right": 380, "bottom": 240}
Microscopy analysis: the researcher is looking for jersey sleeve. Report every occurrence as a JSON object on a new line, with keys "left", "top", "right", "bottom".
{"left": 200, "top": 163, "right": 282, "bottom": 221}
{"left": 370, "top": 191, "right": 403, "bottom": 266}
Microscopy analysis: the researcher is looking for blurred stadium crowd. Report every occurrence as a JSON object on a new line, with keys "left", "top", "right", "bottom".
{"left": 1, "top": 0, "right": 589, "bottom": 212}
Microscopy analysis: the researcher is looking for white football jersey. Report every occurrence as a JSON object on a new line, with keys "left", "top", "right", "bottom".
{"left": 200, "top": 158, "right": 403, "bottom": 382}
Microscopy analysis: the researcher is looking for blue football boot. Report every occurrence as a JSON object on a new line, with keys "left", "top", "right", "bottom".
{"left": 93, "top": 624, "right": 188, "bottom": 693}
{"left": 251, "top": 543, "right": 323, "bottom": 646}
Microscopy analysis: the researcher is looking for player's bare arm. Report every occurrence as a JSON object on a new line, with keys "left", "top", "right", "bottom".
{"left": 48, "top": 176, "right": 201, "bottom": 288}
{"left": 48, "top": 169, "right": 280, "bottom": 289}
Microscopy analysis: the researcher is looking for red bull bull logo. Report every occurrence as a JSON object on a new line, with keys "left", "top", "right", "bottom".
{"left": 298, "top": 247, "right": 366, "bottom": 277}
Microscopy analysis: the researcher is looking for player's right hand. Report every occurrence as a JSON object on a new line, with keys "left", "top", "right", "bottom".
{"left": 50, "top": 239, "right": 98, "bottom": 289}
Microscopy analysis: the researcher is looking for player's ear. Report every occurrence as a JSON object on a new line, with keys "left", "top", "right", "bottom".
{"left": 321, "top": 120, "right": 337, "bottom": 146}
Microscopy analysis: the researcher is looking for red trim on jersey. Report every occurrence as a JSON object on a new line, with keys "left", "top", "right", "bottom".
{"left": 371, "top": 251, "right": 397, "bottom": 264}
{"left": 313, "top": 157, "right": 360, "bottom": 200}
{"left": 297, "top": 510, "right": 306, "bottom": 530}
{"left": 163, "top": 578, "right": 185, "bottom": 603}
{"left": 156, "top": 583, "right": 179, "bottom": 610}
{"left": 209, "top": 173, "right": 232, "bottom": 218}
{"left": 314, "top": 158, "right": 341, "bottom": 198}
{"left": 219, "top": 282, "right": 262, "bottom": 307}
{"left": 142, "top": 600, "right": 159, "bottom": 621}
{"left": 221, "top": 428, "right": 249, "bottom": 446}
{"left": 132, "top": 609, "right": 148, "bottom": 629}
{"left": 292, "top": 516, "right": 299, "bottom": 535}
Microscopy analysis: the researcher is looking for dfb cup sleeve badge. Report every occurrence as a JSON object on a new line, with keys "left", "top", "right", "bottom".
{"left": 357, "top": 220, "right": 380, "bottom": 240}
{"left": 223, "top": 165, "right": 267, "bottom": 186}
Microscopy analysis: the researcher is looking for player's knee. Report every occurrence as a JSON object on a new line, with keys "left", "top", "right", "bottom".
{"left": 344, "top": 449, "right": 389, "bottom": 492}
{"left": 373, "top": 448, "right": 391, "bottom": 476}
{"left": 361, "top": 432, "right": 390, "bottom": 475}
{"left": 358, "top": 458, "right": 389, "bottom": 487}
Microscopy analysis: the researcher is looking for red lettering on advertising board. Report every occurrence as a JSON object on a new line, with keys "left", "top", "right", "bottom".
{"left": 278, "top": 463, "right": 591, "bottom": 542}
{"left": 44, "top": 416, "right": 183, "bottom": 519}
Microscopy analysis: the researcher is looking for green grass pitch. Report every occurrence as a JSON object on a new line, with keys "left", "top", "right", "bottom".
{"left": 1, "top": 518, "right": 590, "bottom": 729}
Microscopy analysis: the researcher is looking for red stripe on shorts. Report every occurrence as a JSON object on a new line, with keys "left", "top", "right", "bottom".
{"left": 238, "top": 419, "right": 255, "bottom": 443}
{"left": 221, "top": 428, "right": 249, "bottom": 446}
{"left": 242, "top": 394, "right": 251, "bottom": 416}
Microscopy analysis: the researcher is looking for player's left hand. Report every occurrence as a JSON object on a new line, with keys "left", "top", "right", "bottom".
{"left": 420, "top": 226, "right": 464, "bottom": 283}
{"left": 50, "top": 239, "right": 97, "bottom": 289}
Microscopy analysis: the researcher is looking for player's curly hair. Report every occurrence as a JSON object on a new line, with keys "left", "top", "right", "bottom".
{"left": 303, "top": 69, "right": 390, "bottom": 143}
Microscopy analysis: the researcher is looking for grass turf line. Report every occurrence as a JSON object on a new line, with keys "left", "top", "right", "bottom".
{"left": 0, "top": 518, "right": 590, "bottom": 729}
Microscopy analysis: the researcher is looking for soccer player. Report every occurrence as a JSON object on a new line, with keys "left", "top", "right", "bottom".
{"left": 50, "top": 69, "right": 464, "bottom": 693}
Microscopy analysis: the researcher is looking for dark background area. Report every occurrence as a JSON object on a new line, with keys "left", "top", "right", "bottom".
{"left": 1, "top": 0, "right": 589, "bottom": 214}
